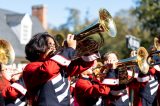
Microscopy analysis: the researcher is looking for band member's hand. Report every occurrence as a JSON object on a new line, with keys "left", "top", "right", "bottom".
{"left": 42, "top": 48, "right": 53, "bottom": 59}
{"left": 67, "top": 34, "right": 77, "bottom": 49}
{"left": 11, "top": 72, "right": 22, "bottom": 82}
{"left": 0, "top": 63, "right": 6, "bottom": 71}
{"left": 105, "top": 59, "right": 118, "bottom": 69}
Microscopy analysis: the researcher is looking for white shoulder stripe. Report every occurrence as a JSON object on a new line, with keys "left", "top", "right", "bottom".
{"left": 121, "top": 94, "right": 129, "bottom": 102}
{"left": 51, "top": 73, "right": 62, "bottom": 85}
{"left": 15, "top": 99, "right": 26, "bottom": 106}
{"left": 127, "top": 70, "right": 138, "bottom": 78}
{"left": 15, "top": 96, "right": 27, "bottom": 106}
{"left": 150, "top": 84, "right": 159, "bottom": 95}
{"left": 150, "top": 81, "right": 158, "bottom": 88}
{"left": 55, "top": 82, "right": 65, "bottom": 92}
{"left": 153, "top": 65, "right": 160, "bottom": 72}
{"left": 137, "top": 76, "right": 150, "bottom": 82}
{"left": 57, "top": 81, "right": 70, "bottom": 102}
{"left": 102, "top": 78, "right": 119, "bottom": 85}
{"left": 51, "top": 55, "right": 71, "bottom": 66}
{"left": 148, "top": 75, "right": 155, "bottom": 83}
{"left": 11, "top": 83, "right": 27, "bottom": 95}
{"left": 81, "top": 52, "right": 100, "bottom": 62}
{"left": 96, "top": 97, "right": 102, "bottom": 105}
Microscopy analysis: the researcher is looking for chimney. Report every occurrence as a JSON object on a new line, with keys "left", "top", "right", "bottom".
{"left": 32, "top": 4, "right": 47, "bottom": 30}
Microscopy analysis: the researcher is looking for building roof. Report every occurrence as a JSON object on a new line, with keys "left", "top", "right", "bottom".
{"left": 0, "top": 8, "right": 45, "bottom": 60}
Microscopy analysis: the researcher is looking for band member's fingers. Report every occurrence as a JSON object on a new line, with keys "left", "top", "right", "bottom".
{"left": 66, "top": 34, "right": 76, "bottom": 49}
{"left": 67, "top": 34, "right": 71, "bottom": 41}
{"left": 70, "top": 34, "right": 75, "bottom": 40}
{"left": 67, "top": 34, "right": 74, "bottom": 41}
{"left": 109, "top": 60, "right": 111, "bottom": 64}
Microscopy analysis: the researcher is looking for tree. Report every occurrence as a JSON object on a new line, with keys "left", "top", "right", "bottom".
{"left": 59, "top": 8, "right": 80, "bottom": 33}
{"left": 133, "top": 0, "right": 160, "bottom": 36}
{"left": 100, "top": 9, "right": 151, "bottom": 59}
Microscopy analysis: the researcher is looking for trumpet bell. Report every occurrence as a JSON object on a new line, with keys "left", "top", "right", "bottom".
{"left": 137, "top": 47, "right": 149, "bottom": 74}
{"left": 0, "top": 39, "right": 15, "bottom": 65}
{"left": 118, "top": 47, "right": 149, "bottom": 84}
{"left": 147, "top": 37, "right": 160, "bottom": 66}
{"left": 154, "top": 37, "right": 160, "bottom": 50}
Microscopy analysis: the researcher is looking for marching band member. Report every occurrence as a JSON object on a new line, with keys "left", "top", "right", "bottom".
{"left": 74, "top": 60, "right": 110, "bottom": 106}
{"left": 136, "top": 45, "right": 159, "bottom": 106}
{"left": 127, "top": 50, "right": 141, "bottom": 106}
{"left": 150, "top": 37, "right": 160, "bottom": 105}
{"left": 0, "top": 64, "right": 12, "bottom": 106}
{"left": 69, "top": 76, "right": 78, "bottom": 106}
{"left": 136, "top": 67, "right": 159, "bottom": 106}
{"left": 2, "top": 71, "right": 27, "bottom": 106}
{"left": 102, "top": 52, "right": 129, "bottom": 106}
{"left": 152, "top": 65, "right": 160, "bottom": 105}
{"left": 127, "top": 49, "right": 159, "bottom": 106}
{"left": 23, "top": 32, "right": 100, "bottom": 106}
{"left": 149, "top": 58, "right": 160, "bottom": 105}
{"left": 0, "top": 39, "right": 16, "bottom": 106}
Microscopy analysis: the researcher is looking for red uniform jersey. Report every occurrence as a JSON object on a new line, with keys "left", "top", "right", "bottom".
{"left": 23, "top": 48, "right": 100, "bottom": 106}
{"left": 2, "top": 77, "right": 27, "bottom": 105}
{"left": 74, "top": 76, "right": 110, "bottom": 106}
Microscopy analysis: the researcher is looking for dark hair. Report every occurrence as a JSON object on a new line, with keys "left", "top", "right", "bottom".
{"left": 25, "top": 32, "right": 59, "bottom": 62}
{"left": 103, "top": 51, "right": 118, "bottom": 61}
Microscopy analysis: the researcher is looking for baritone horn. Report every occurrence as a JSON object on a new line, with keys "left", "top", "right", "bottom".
{"left": 147, "top": 37, "right": 160, "bottom": 66}
{"left": 74, "top": 8, "right": 117, "bottom": 57}
{"left": 0, "top": 39, "right": 15, "bottom": 65}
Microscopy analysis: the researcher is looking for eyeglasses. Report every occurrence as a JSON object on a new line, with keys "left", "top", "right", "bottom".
{"left": 48, "top": 42, "right": 55, "bottom": 47}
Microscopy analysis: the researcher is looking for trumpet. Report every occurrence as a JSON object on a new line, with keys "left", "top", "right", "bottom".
{"left": 119, "top": 47, "right": 149, "bottom": 73}
{"left": 117, "top": 47, "right": 149, "bottom": 84}
{"left": 147, "top": 50, "right": 160, "bottom": 66}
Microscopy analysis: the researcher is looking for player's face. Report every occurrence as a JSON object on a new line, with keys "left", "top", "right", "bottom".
{"left": 104, "top": 53, "right": 118, "bottom": 64}
{"left": 47, "top": 37, "right": 56, "bottom": 52}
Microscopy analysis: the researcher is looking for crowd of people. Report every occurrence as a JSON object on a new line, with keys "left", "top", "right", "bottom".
{"left": 0, "top": 32, "right": 160, "bottom": 106}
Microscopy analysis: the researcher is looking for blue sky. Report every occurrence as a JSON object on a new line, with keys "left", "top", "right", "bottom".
{"left": 0, "top": 0, "right": 136, "bottom": 27}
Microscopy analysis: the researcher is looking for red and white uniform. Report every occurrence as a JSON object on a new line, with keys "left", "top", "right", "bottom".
{"left": 102, "top": 69, "right": 129, "bottom": 106}
{"left": 128, "top": 67, "right": 159, "bottom": 106}
{"left": 150, "top": 65, "right": 160, "bottom": 105}
{"left": 74, "top": 75, "right": 110, "bottom": 106}
{"left": 0, "top": 74, "right": 10, "bottom": 106}
{"left": 23, "top": 48, "right": 100, "bottom": 106}
{"left": 2, "top": 77, "right": 27, "bottom": 106}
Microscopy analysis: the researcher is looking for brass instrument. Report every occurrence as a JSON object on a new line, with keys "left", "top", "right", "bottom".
{"left": 118, "top": 47, "right": 149, "bottom": 84}
{"left": 154, "top": 37, "right": 160, "bottom": 50}
{"left": 0, "top": 39, "right": 15, "bottom": 65}
{"left": 147, "top": 37, "right": 160, "bottom": 66}
{"left": 74, "top": 8, "right": 117, "bottom": 57}
{"left": 90, "top": 47, "right": 149, "bottom": 84}
{"left": 119, "top": 47, "right": 149, "bottom": 74}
